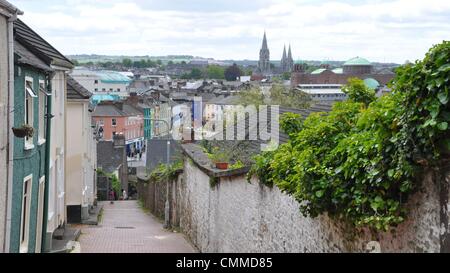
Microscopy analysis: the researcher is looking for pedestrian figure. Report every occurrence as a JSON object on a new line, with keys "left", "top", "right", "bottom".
{"left": 109, "top": 188, "right": 115, "bottom": 204}
{"left": 122, "top": 189, "right": 128, "bottom": 200}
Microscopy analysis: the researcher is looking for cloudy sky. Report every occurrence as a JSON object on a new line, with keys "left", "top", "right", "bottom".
{"left": 9, "top": 0, "right": 450, "bottom": 63}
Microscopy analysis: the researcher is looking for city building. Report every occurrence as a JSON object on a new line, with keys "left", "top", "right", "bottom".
{"left": 291, "top": 57, "right": 395, "bottom": 87}
{"left": 97, "top": 135, "right": 128, "bottom": 193}
{"left": 0, "top": 0, "right": 22, "bottom": 253}
{"left": 70, "top": 68, "right": 132, "bottom": 100}
{"left": 66, "top": 76, "right": 97, "bottom": 224}
{"left": 280, "top": 45, "right": 294, "bottom": 73}
{"left": 257, "top": 32, "right": 271, "bottom": 75}
{"left": 13, "top": 18, "right": 75, "bottom": 253}
{"left": 92, "top": 101, "right": 144, "bottom": 159}
{"left": 296, "top": 84, "right": 347, "bottom": 101}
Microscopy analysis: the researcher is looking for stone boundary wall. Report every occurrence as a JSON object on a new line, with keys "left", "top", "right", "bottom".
{"left": 137, "top": 143, "right": 450, "bottom": 253}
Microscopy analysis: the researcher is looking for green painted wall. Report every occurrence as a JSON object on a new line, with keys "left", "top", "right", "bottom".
{"left": 144, "top": 108, "right": 152, "bottom": 139}
{"left": 9, "top": 65, "right": 47, "bottom": 253}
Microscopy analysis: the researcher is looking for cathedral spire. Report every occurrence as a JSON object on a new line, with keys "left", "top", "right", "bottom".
{"left": 287, "top": 44, "right": 294, "bottom": 72}
{"left": 262, "top": 31, "right": 268, "bottom": 50}
{"left": 288, "top": 44, "right": 293, "bottom": 60}
{"left": 258, "top": 31, "right": 270, "bottom": 75}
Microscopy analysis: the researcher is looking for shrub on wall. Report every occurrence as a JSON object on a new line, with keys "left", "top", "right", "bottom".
{"left": 248, "top": 41, "right": 450, "bottom": 231}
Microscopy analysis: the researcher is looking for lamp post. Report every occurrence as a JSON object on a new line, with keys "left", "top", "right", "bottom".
{"left": 144, "top": 117, "right": 171, "bottom": 229}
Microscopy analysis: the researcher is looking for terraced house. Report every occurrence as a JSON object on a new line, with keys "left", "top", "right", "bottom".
{"left": 2, "top": 11, "right": 74, "bottom": 252}
{"left": 0, "top": 0, "right": 22, "bottom": 253}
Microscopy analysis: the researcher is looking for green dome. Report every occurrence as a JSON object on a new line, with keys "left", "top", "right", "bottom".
{"left": 344, "top": 57, "right": 372, "bottom": 66}
{"left": 364, "top": 78, "right": 380, "bottom": 90}
{"left": 295, "top": 59, "right": 306, "bottom": 65}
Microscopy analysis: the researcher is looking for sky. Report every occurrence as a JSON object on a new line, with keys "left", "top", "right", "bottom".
{"left": 8, "top": 0, "right": 450, "bottom": 63}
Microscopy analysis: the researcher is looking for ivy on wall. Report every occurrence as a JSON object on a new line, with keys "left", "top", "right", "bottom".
{"left": 248, "top": 41, "right": 450, "bottom": 231}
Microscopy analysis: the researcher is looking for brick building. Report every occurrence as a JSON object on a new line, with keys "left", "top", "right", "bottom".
{"left": 291, "top": 57, "right": 395, "bottom": 88}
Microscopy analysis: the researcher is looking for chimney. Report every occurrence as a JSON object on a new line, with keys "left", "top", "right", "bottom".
{"left": 113, "top": 134, "right": 125, "bottom": 147}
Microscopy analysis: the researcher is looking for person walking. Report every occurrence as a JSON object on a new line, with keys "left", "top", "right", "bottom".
{"left": 109, "top": 188, "right": 115, "bottom": 204}
{"left": 122, "top": 189, "right": 128, "bottom": 200}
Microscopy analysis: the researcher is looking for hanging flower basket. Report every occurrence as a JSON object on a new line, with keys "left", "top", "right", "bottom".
{"left": 12, "top": 124, "right": 34, "bottom": 138}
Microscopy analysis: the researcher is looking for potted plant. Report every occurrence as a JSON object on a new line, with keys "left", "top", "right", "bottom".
{"left": 208, "top": 148, "right": 231, "bottom": 170}
{"left": 12, "top": 124, "right": 34, "bottom": 138}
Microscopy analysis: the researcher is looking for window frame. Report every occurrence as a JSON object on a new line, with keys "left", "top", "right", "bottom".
{"left": 112, "top": 118, "right": 117, "bottom": 127}
{"left": 25, "top": 77, "right": 36, "bottom": 150}
{"left": 20, "top": 174, "right": 33, "bottom": 253}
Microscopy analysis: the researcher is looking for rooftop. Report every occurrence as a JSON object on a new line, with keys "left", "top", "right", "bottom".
{"left": 343, "top": 57, "right": 372, "bottom": 66}
{"left": 14, "top": 19, "right": 73, "bottom": 69}
{"left": 67, "top": 76, "right": 92, "bottom": 100}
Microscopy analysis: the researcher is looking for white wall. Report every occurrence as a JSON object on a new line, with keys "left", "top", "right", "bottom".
{"left": 70, "top": 73, "right": 129, "bottom": 98}
{"left": 178, "top": 159, "right": 446, "bottom": 253}
{"left": 48, "top": 71, "right": 67, "bottom": 232}
{"left": 66, "top": 100, "right": 96, "bottom": 208}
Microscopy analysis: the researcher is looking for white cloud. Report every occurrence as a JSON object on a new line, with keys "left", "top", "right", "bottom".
{"left": 10, "top": 0, "right": 450, "bottom": 63}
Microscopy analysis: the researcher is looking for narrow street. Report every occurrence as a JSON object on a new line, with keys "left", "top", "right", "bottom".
{"left": 78, "top": 201, "right": 196, "bottom": 253}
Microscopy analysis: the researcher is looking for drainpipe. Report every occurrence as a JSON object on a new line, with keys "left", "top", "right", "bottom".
{"left": 41, "top": 73, "right": 54, "bottom": 253}
{"left": 4, "top": 11, "right": 20, "bottom": 253}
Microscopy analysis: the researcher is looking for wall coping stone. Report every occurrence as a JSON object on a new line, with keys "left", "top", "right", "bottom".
{"left": 181, "top": 143, "right": 250, "bottom": 178}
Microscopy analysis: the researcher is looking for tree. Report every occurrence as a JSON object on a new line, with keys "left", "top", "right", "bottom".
{"left": 238, "top": 87, "right": 265, "bottom": 107}
{"left": 282, "top": 72, "right": 291, "bottom": 80}
{"left": 207, "top": 65, "right": 225, "bottom": 79}
{"left": 225, "top": 63, "right": 242, "bottom": 81}
{"left": 156, "top": 59, "right": 162, "bottom": 66}
{"left": 168, "top": 60, "right": 174, "bottom": 66}
{"left": 122, "top": 58, "right": 132, "bottom": 67}
{"left": 190, "top": 68, "right": 203, "bottom": 79}
{"left": 270, "top": 84, "right": 311, "bottom": 109}
{"left": 181, "top": 61, "right": 187, "bottom": 65}
{"left": 71, "top": 59, "right": 79, "bottom": 66}
{"left": 342, "top": 77, "right": 376, "bottom": 106}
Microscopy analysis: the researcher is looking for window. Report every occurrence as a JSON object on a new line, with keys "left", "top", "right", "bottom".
{"left": 112, "top": 118, "right": 117, "bottom": 126}
{"left": 99, "top": 119, "right": 104, "bottom": 126}
{"left": 94, "top": 88, "right": 98, "bottom": 92}
{"left": 117, "top": 88, "right": 121, "bottom": 92}
{"left": 94, "top": 80, "right": 98, "bottom": 84}
{"left": 102, "top": 88, "right": 106, "bottom": 92}
{"left": 109, "top": 88, "right": 113, "bottom": 92}
{"left": 38, "top": 81, "right": 47, "bottom": 144}
{"left": 20, "top": 175, "right": 32, "bottom": 253}
{"left": 25, "top": 78, "right": 37, "bottom": 149}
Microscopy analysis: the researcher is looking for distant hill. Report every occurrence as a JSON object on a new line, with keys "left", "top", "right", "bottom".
{"left": 67, "top": 54, "right": 399, "bottom": 68}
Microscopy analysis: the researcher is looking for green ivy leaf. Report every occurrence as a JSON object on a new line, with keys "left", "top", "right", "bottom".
{"left": 438, "top": 91, "right": 449, "bottom": 105}
{"left": 437, "top": 122, "right": 448, "bottom": 131}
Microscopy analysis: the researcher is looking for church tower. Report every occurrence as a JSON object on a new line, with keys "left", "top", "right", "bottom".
{"left": 281, "top": 45, "right": 287, "bottom": 72}
{"left": 287, "top": 45, "right": 294, "bottom": 72}
{"left": 258, "top": 31, "right": 271, "bottom": 75}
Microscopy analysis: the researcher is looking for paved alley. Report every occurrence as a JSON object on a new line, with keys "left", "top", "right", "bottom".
{"left": 78, "top": 201, "right": 196, "bottom": 253}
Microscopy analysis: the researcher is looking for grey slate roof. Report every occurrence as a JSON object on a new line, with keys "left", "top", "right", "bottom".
{"left": 92, "top": 102, "right": 143, "bottom": 117}
{"left": 97, "top": 141, "right": 125, "bottom": 173}
{"left": 205, "top": 102, "right": 334, "bottom": 160}
{"left": 14, "top": 19, "right": 73, "bottom": 69}
{"left": 67, "top": 75, "right": 92, "bottom": 100}
{"left": 14, "top": 40, "right": 53, "bottom": 72}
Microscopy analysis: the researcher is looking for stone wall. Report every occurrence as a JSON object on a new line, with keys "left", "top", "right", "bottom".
{"left": 137, "top": 144, "right": 450, "bottom": 253}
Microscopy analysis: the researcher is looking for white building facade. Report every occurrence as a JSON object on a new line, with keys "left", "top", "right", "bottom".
{"left": 66, "top": 77, "right": 97, "bottom": 223}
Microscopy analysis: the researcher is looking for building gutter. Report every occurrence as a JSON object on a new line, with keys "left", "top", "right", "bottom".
{"left": 4, "top": 9, "right": 21, "bottom": 253}
{"left": 41, "top": 72, "right": 54, "bottom": 253}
